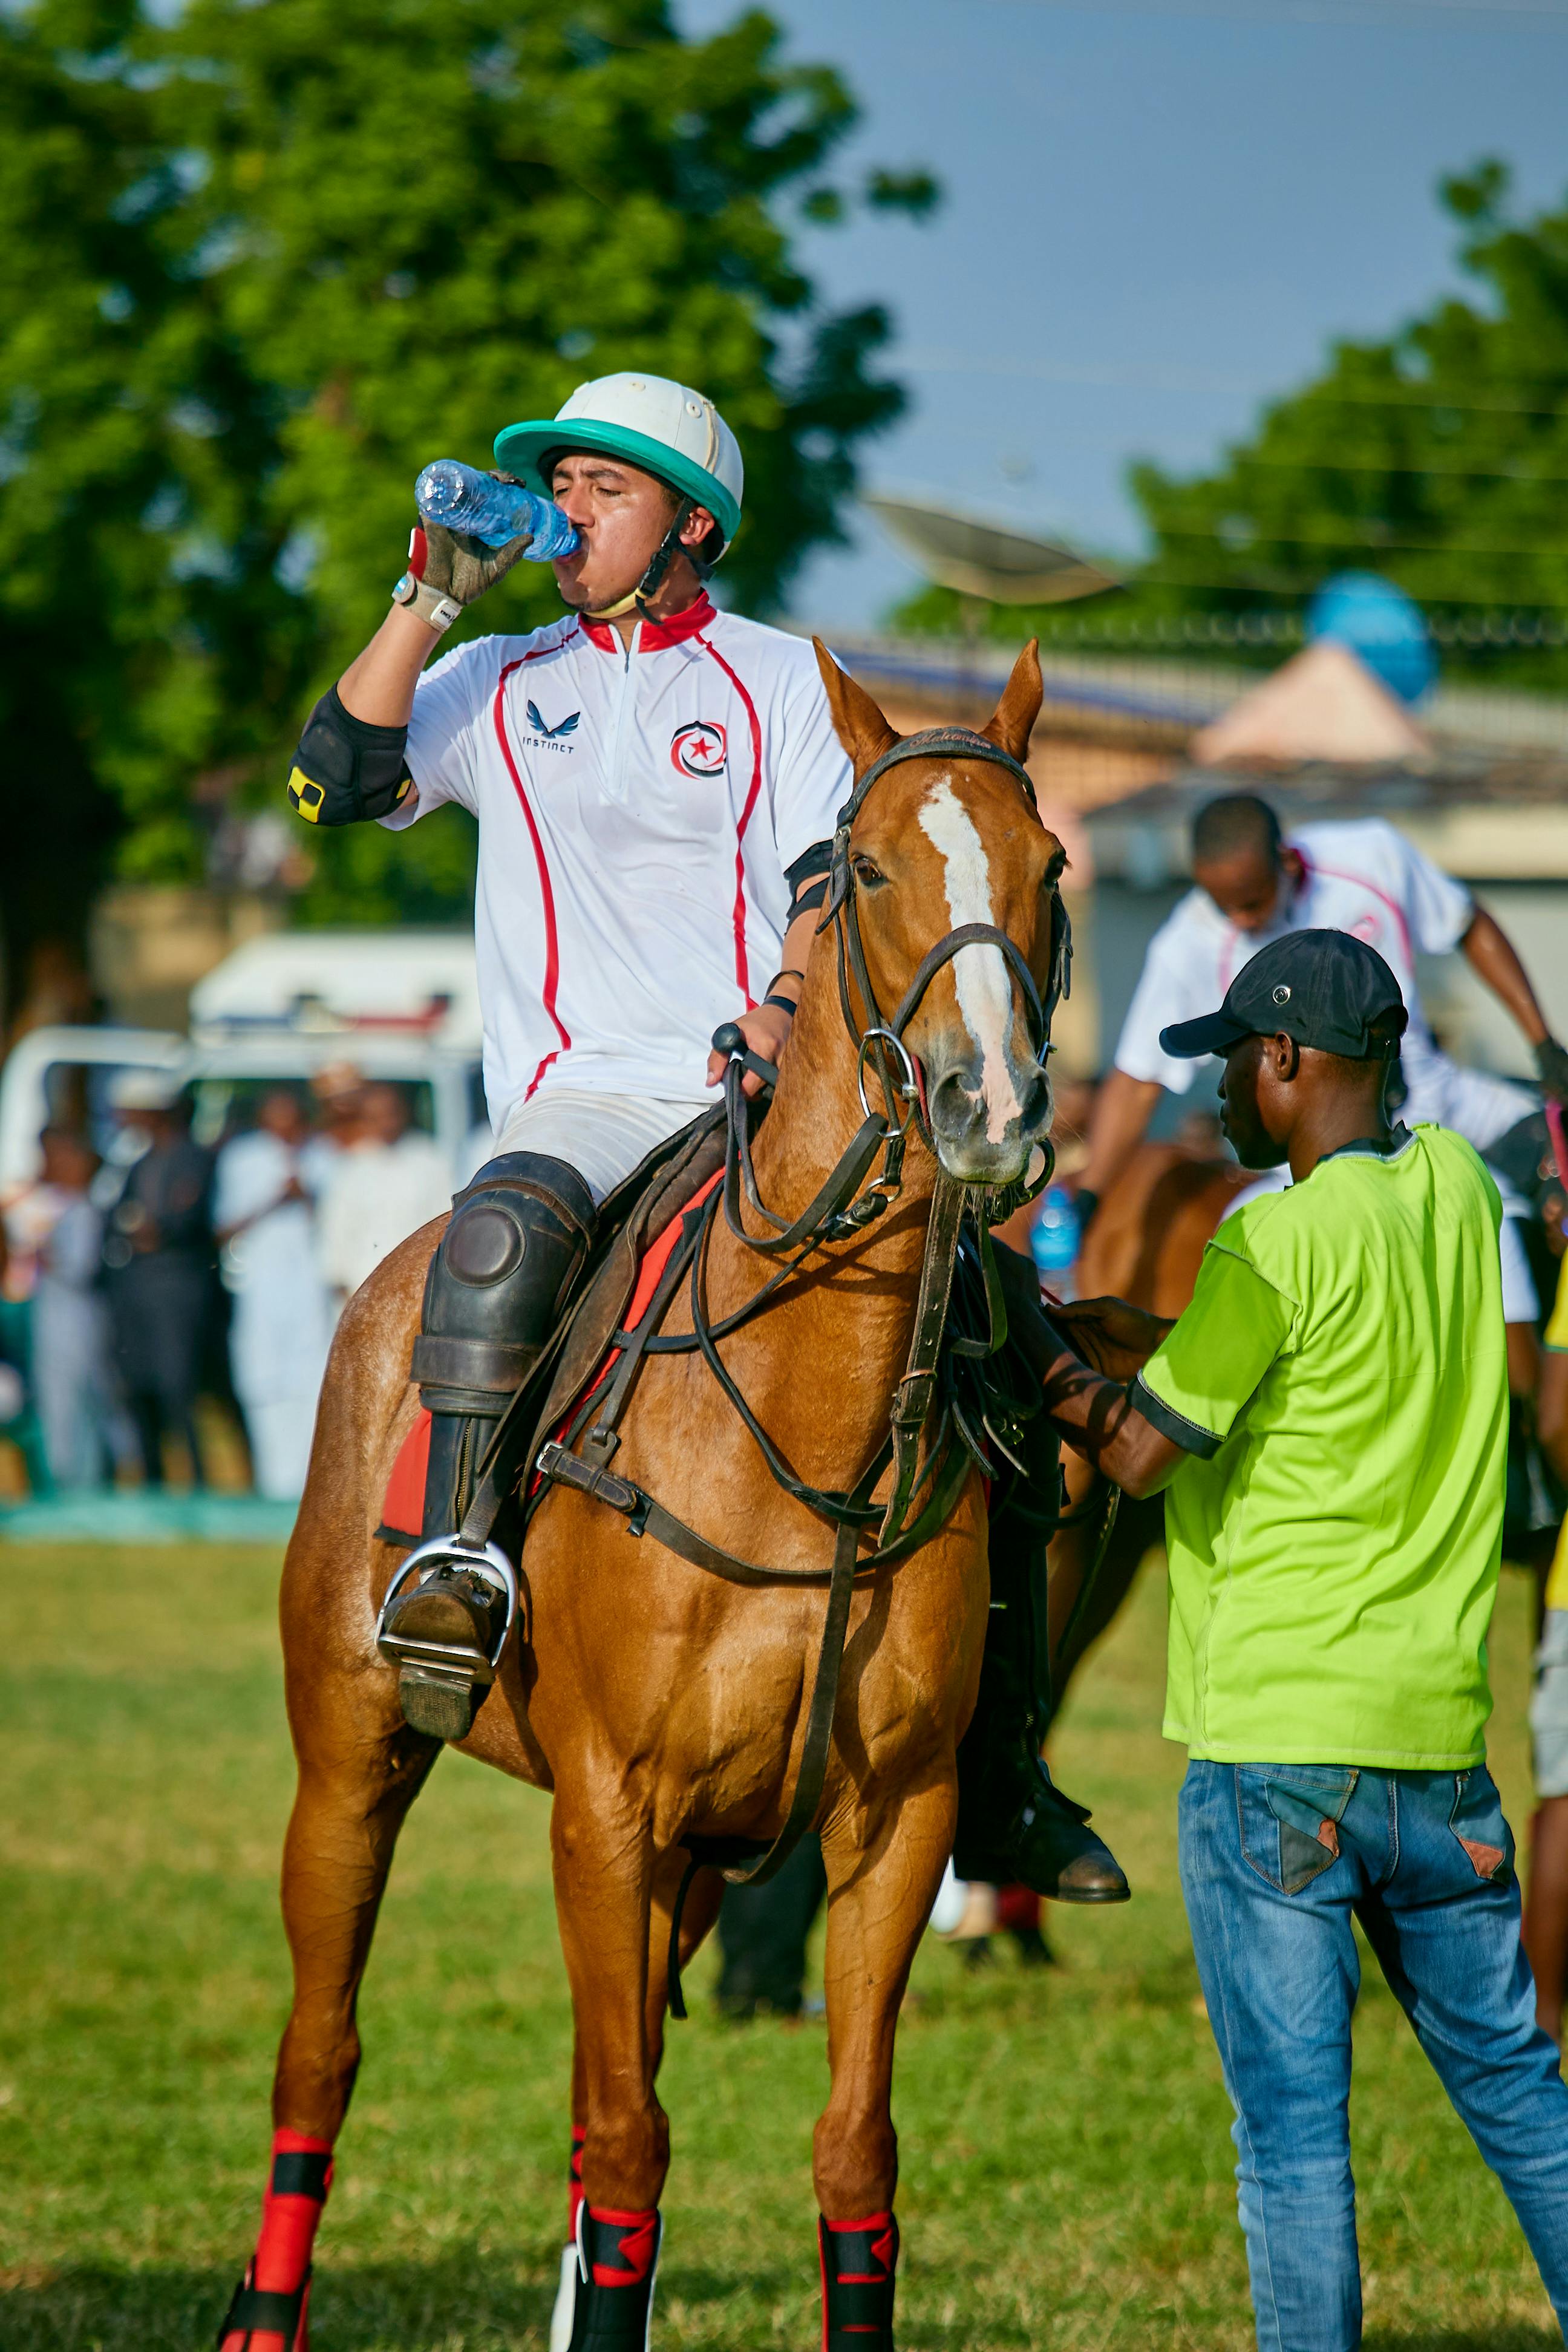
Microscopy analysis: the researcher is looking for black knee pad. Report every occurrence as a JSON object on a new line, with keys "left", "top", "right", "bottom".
{"left": 413, "top": 1153, "right": 597, "bottom": 1417}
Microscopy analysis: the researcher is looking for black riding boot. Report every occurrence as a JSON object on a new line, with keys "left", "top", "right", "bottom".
{"left": 377, "top": 1152, "right": 596, "bottom": 1741}
{"left": 952, "top": 1512, "right": 1129, "bottom": 1903}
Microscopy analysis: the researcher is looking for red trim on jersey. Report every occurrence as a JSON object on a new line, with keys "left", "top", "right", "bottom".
{"left": 495, "top": 651, "right": 573, "bottom": 1099}
{"left": 696, "top": 630, "right": 764, "bottom": 1007}
{"left": 578, "top": 592, "right": 716, "bottom": 654}
{"left": 1296, "top": 851, "right": 1415, "bottom": 964}
{"left": 1217, "top": 848, "right": 1415, "bottom": 996}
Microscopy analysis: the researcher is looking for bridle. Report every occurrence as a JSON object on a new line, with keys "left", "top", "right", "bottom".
{"left": 825, "top": 724, "right": 1069, "bottom": 1062}
{"left": 722, "top": 726, "right": 1070, "bottom": 1255}
{"left": 530, "top": 725, "right": 1071, "bottom": 1927}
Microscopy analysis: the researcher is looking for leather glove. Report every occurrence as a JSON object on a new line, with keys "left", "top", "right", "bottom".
{"left": 1049, "top": 1295, "right": 1172, "bottom": 1382}
{"left": 1535, "top": 1037, "right": 1568, "bottom": 1105}
{"left": 392, "top": 476, "right": 534, "bottom": 630}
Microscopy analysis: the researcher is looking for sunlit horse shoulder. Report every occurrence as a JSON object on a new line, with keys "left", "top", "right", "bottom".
{"left": 229, "top": 641, "right": 1071, "bottom": 2351}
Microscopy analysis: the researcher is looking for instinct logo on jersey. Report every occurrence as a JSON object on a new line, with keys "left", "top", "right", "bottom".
{"left": 670, "top": 719, "right": 728, "bottom": 779}
{"left": 527, "top": 699, "right": 580, "bottom": 751}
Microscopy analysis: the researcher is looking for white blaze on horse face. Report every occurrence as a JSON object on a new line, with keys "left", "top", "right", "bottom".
{"left": 917, "top": 778, "right": 1023, "bottom": 1145}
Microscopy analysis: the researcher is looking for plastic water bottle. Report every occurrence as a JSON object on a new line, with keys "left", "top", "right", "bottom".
{"left": 414, "top": 460, "right": 580, "bottom": 558}
{"left": 1030, "top": 1183, "right": 1080, "bottom": 1298}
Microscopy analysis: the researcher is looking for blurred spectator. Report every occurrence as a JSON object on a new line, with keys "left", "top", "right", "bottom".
{"left": 102, "top": 1071, "right": 215, "bottom": 1487}
{"left": 215, "top": 1089, "right": 334, "bottom": 1500}
{"left": 1, "top": 1125, "right": 80, "bottom": 1492}
{"left": 311, "top": 1060, "right": 369, "bottom": 1154}
{"left": 30, "top": 1127, "right": 132, "bottom": 1489}
{"left": 317, "top": 1081, "right": 451, "bottom": 1309}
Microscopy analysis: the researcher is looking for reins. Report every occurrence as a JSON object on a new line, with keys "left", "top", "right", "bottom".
{"left": 528, "top": 724, "right": 1068, "bottom": 1962}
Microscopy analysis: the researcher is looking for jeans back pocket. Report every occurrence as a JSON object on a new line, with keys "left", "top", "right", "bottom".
{"left": 1238, "top": 1765, "right": 1359, "bottom": 1895}
{"left": 1448, "top": 1765, "right": 1514, "bottom": 1884}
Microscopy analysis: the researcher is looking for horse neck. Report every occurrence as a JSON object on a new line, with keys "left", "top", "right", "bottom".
{"left": 699, "top": 941, "right": 937, "bottom": 1414}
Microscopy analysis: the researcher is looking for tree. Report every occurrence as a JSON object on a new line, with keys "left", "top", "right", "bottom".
{"left": 0, "top": 0, "right": 312, "bottom": 1012}
{"left": 891, "top": 164, "right": 1568, "bottom": 684}
{"left": 0, "top": 0, "right": 931, "bottom": 1007}
{"left": 1128, "top": 162, "right": 1568, "bottom": 679}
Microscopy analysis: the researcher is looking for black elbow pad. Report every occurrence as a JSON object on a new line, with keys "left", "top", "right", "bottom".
{"left": 786, "top": 839, "right": 832, "bottom": 914}
{"left": 286, "top": 687, "right": 414, "bottom": 826}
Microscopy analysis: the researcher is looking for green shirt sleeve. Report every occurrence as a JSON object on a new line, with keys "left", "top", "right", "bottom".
{"left": 1135, "top": 1238, "right": 1299, "bottom": 1458}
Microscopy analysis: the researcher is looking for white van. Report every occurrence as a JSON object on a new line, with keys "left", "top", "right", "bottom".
{"left": 0, "top": 930, "right": 488, "bottom": 1190}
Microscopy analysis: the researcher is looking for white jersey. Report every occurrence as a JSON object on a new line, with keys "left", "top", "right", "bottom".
{"left": 387, "top": 593, "right": 851, "bottom": 1131}
{"left": 1114, "top": 818, "right": 1533, "bottom": 1153}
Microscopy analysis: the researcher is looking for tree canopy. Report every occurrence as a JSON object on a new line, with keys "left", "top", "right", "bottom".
{"left": 0, "top": 0, "right": 930, "bottom": 1004}
{"left": 895, "top": 164, "right": 1568, "bottom": 685}
{"left": 1130, "top": 162, "right": 1568, "bottom": 673}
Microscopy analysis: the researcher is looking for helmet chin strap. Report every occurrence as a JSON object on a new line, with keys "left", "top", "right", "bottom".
{"left": 583, "top": 497, "right": 717, "bottom": 624}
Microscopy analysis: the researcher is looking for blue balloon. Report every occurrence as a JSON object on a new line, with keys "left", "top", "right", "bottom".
{"left": 1307, "top": 572, "right": 1436, "bottom": 705}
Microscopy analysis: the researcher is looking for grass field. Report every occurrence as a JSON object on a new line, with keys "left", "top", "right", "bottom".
{"left": 2, "top": 1542, "right": 1560, "bottom": 2351}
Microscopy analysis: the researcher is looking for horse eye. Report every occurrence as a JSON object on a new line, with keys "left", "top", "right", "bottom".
{"left": 852, "top": 855, "right": 886, "bottom": 886}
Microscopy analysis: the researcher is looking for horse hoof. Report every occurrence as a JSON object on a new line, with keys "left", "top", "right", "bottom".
{"left": 397, "top": 1662, "right": 484, "bottom": 1743}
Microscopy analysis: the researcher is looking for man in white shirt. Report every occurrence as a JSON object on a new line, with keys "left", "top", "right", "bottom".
{"left": 1076, "top": 794, "right": 1568, "bottom": 1227}
{"left": 279, "top": 370, "right": 1122, "bottom": 1975}
{"left": 286, "top": 373, "right": 842, "bottom": 1579}
{"left": 315, "top": 1083, "right": 452, "bottom": 1312}
{"left": 214, "top": 1089, "right": 336, "bottom": 1499}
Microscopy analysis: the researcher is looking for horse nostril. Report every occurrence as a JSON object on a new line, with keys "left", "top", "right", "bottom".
{"left": 929, "top": 1067, "right": 981, "bottom": 1132}
{"left": 1020, "top": 1071, "right": 1051, "bottom": 1132}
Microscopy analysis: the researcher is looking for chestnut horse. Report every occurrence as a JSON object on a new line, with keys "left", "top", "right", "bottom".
{"left": 225, "top": 642, "right": 1064, "bottom": 2349}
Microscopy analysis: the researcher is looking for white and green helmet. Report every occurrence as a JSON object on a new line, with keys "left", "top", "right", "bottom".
{"left": 494, "top": 371, "right": 744, "bottom": 550}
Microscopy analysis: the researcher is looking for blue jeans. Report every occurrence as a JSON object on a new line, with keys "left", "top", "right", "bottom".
{"left": 1179, "top": 1759, "right": 1568, "bottom": 2352}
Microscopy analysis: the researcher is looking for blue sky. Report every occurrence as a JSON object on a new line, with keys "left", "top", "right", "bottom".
{"left": 676, "top": 0, "right": 1568, "bottom": 627}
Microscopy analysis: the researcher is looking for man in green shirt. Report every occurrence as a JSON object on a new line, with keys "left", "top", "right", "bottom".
{"left": 1016, "top": 927, "right": 1568, "bottom": 2352}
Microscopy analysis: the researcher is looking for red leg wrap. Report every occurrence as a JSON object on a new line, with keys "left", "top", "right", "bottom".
{"left": 217, "top": 2130, "right": 333, "bottom": 2351}
{"left": 819, "top": 2210, "right": 898, "bottom": 2351}
{"left": 996, "top": 1883, "right": 1042, "bottom": 1933}
{"left": 567, "top": 2204, "right": 662, "bottom": 2348}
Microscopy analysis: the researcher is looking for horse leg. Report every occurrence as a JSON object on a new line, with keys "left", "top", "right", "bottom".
{"left": 813, "top": 1775, "right": 953, "bottom": 2351}
{"left": 548, "top": 1852, "right": 723, "bottom": 2352}
{"left": 548, "top": 1787, "right": 675, "bottom": 2350}
{"left": 219, "top": 1653, "right": 438, "bottom": 2352}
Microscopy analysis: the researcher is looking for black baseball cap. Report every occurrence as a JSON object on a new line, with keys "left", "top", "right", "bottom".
{"left": 1160, "top": 929, "right": 1409, "bottom": 1062}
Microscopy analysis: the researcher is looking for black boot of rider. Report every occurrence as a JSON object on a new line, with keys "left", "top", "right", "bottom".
{"left": 952, "top": 1530, "right": 1129, "bottom": 1904}
{"left": 378, "top": 1152, "right": 596, "bottom": 1742}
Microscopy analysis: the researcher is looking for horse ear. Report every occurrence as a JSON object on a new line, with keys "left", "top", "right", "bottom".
{"left": 813, "top": 638, "right": 900, "bottom": 774}
{"left": 981, "top": 639, "right": 1043, "bottom": 766}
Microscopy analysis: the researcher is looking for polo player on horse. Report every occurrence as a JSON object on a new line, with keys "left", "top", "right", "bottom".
{"left": 284, "top": 369, "right": 1125, "bottom": 1906}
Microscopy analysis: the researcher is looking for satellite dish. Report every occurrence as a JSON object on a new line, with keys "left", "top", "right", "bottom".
{"left": 862, "top": 489, "right": 1119, "bottom": 606}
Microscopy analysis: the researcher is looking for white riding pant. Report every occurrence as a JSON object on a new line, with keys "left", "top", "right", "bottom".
{"left": 489, "top": 1087, "right": 714, "bottom": 1206}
